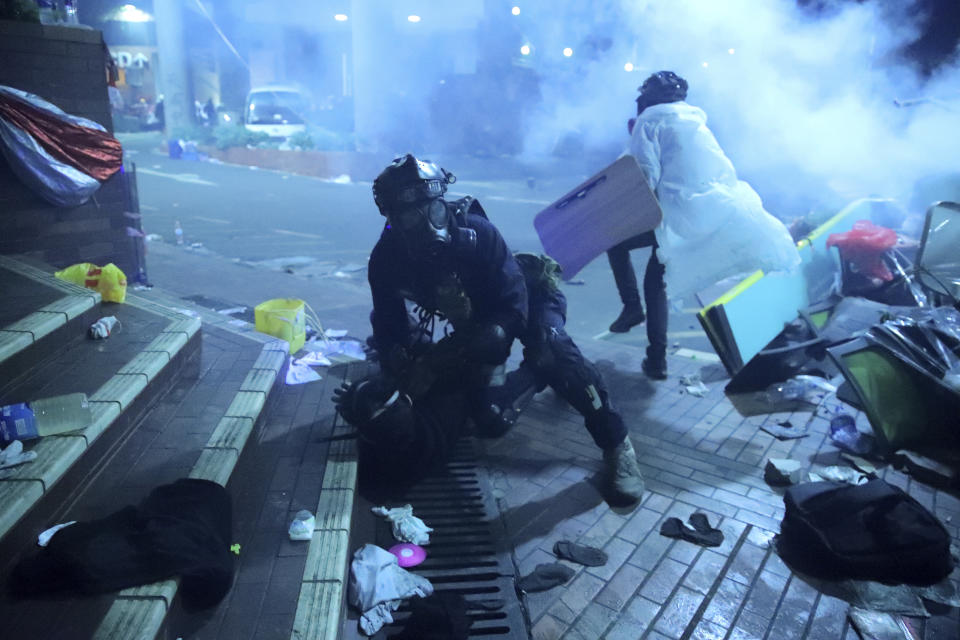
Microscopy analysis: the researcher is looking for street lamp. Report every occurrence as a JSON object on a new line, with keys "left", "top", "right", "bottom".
{"left": 562, "top": 47, "right": 573, "bottom": 57}
{"left": 520, "top": 44, "right": 531, "bottom": 56}
{"left": 512, "top": 6, "right": 520, "bottom": 15}
{"left": 334, "top": 14, "right": 348, "bottom": 22}
{"left": 407, "top": 15, "right": 421, "bottom": 23}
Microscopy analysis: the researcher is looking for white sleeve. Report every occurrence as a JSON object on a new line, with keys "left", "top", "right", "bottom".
{"left": 628, "top": 120, "right": 661, "bottom": 193}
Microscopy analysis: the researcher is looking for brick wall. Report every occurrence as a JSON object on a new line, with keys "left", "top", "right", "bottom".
{"left": 0, "top": 19, "right": 137, "bottom": 277}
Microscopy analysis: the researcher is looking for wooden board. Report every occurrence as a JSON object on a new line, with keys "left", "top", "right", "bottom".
{"left": 533, "top": 155, "right": 662, "bottom": 279}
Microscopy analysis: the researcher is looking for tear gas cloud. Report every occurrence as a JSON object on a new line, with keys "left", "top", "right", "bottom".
{"left": 517, "top": 0, "right": 959, "bottom": 219}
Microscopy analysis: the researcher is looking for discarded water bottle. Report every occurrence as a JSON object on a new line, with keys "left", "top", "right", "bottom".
{"left": 174, "top": 220, "right": 184, "bottom": 245}
{"left": 0, "top": 393, "right": 93, "bottom": 443}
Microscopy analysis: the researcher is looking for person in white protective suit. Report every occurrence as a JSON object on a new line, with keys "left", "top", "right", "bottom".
{"left": 607, "top": 71, "right": 800, "bottom": 379}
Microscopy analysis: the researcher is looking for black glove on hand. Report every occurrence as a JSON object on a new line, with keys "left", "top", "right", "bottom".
{"left": 333, "top": 377, "right": 396, "bottom": 425}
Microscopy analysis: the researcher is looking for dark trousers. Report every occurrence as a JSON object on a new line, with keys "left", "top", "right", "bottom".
{"left": 497, "top": 287, "right": 627, "bottom": 451}
{"left": 606, "top": 230, "right": 668, "bottom": 362}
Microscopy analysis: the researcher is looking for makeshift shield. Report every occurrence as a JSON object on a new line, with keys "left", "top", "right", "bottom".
{"left": 533, "top": 155, "right": 662, "bottom": 280}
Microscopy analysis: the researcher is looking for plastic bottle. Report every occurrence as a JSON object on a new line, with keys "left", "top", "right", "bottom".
{"left": 174, "top": 220, "right": 184, "bottom": 245}
{"left": 0, "top": 393, "right": 92, "bottom": 443}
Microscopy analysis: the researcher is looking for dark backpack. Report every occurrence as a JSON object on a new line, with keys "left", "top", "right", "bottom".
{"left": 778, "top": 479, "right": 954, "bottom": 585}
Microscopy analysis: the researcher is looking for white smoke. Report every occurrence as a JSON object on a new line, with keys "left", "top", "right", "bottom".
{"left": 521, "top": 0, "right": 960, "bottom": 219}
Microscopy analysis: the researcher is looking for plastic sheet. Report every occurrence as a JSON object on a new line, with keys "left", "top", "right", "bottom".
{"left": 628, "top": 102, "right": 800, "bottom": 299}
{"left": 864, "top": 306, "right": 960, "bottom": 391}
{"left": 0, "top": 86, "right": 120, "bottom": 207}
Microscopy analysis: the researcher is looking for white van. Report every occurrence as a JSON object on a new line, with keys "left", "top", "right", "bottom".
{"left": 243, "top": 85, "right": 310, "bottom": 139}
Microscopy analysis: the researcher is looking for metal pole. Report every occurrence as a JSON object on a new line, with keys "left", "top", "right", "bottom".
{"left": 154, "top": 0, "right": 192, "bottom": 134}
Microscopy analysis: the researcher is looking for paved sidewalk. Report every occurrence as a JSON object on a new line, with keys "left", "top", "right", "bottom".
{"left": 480, "top": 340, "right": 960, "bottom": 640}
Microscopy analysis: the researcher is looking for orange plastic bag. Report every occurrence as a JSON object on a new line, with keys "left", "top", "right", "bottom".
{"left": 54, "top": 262, "right": 127, "bottom": 302}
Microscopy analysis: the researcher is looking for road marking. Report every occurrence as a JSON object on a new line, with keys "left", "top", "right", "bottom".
{"left": 137, "top": 168, "right": 218, "bottom": 186}
{"left": 667, "top": 330, "right": 707, "bottom": 338}
{"left": 484, "top": 195, "right": 551, "bottom": 205}
{"left": 447, "top": 191, "right": 550, "bottom": 206}
{"left": 673, "top": 348, "right": 721, "bottom": 363}
{"left": 273, "top": 228, "right": 325, "bottom": 239}
{"left": 593, "top": 328, "right": 706, "bottom": 341}
{"left": 194, "top": 216, "right": 231, "bottom": 225}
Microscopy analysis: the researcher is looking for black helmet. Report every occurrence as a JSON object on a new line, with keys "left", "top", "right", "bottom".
{"left": 636, "top": 71, "right": 688, "bottom": 114}
{"left": 372, "top": 153, "right": 455, "bottom": 216}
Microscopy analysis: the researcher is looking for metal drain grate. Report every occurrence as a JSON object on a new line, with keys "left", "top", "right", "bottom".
{"left": 344, "top": 438, "right": 529, "bottom": 639}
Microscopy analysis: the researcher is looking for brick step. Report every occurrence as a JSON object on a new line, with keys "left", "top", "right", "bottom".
{"left": 0, "top": 265, "right": 292, "bottom": 640}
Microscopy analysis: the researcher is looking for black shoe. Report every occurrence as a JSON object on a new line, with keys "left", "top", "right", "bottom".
{"left": 641, "top": 357, "right": 667, "bottom": 380}
{"left": 609, "top": 305, "right": 645, "bottom": 333}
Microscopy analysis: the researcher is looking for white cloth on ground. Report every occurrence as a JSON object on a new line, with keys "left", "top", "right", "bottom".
{"left": 627, "top": 101, "right": 800, "bottom": 298}
{"left": 0, "top": 440, "right": 38, "bottom": 470}
{"left": 372, "top": 504, "right": 433, "bottom": 545}
{"left": 348, "top": 543, "right": 434, "bottom": 636}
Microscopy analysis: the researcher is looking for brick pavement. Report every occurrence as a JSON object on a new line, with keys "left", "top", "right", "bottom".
{"left": 480, "top": 340, "right": 960, "bottom": 640}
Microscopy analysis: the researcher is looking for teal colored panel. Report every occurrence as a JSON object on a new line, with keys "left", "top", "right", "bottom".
{"left": 717, "top": 199, "right": 874, "bottom": 366}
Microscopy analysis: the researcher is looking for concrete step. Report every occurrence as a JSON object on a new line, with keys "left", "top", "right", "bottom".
{"left": 0, "top": 256, "right": 202, "bottom": 542}
{"left": 0, "top": 256, "right": 293, "bottom": 640}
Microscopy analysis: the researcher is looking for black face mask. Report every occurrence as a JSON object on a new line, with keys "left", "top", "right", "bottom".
{"left": 388, "top": 198, "right": 451, "bottom": 262}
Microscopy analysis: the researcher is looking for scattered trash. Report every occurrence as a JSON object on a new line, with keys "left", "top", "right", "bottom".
{"left": 840, "top": 579, "right": 930, "bottom": 617}
{"left": 839, "top": 453, "right": 878, "bottom": 475}
{"left": 760, "top": 419, "right": 809, "bottom": 440}
{"left": 89, "top": 315, "right": 119, "bottom": 339}
{"left": 288, "top": 510, "right": 315, "bottom": 541}
{"left": 286, "top": 356, "right": 322, "bottom": 385}
{"left": 388, "top": 543, "right": 426, "bottom": 568}
{"left": 847, "top": 606, "right": 921, "bottom": 640}
{"left": 348, "top": 544, "right": 434, "bottom": 635}
{"left": 216, "top": 306, "right": 247, "bottom": 316}
{"left": 553, "top": 541, "right": 608, "bottom": 567}
{"left": 659, "top": 513, "right": 724, "bottom": 547}
{"left": 295, "top": 351, "right": 332, "bottom": 367}
{"left": 55, "top": 262, "right": 128, "bottom": 303}
{"left": 324, "top": 328, "right": 349, "bottom": 339}
{"left": 304, "top": 336, "right": 366, "bottom": 363}
{"left": 174, "top": 308, "right": 200, "bottom": 318}
{"left": 0, "top": 440, "right": 38, "bottom": 471}
{"left": 1, "top": 392, "right": 92, "bottom": 443}
{"left": 829, "top": 414, "right": 876, "bottom": 456}
{"left": 679, "top": 374, "right": 708, "bottom": 397}
{"left": 372, "top": 504, "right": 432, "bottom": 545}
{"left": 230, "top": 543, "right": 241, "bottom": 555}
{"left": 37, "top": 521, "right": 76, "bottom": 547}
{"left": 517, "top": 563, "right": 575, "bottom": 593}
{"left": 145, "top": 233, "right": 164, "bottom": 242}
{"left": 765, "top": 375, "right": 837, "bottom": 407}
{"left": 892, "top": 450, "right": 959, "bottom": 489}
{"left": 808, "top": 465, "right": 869, "bottom": 485}
{"left": 764, "top": 458, "right": 804, "bottom": 486}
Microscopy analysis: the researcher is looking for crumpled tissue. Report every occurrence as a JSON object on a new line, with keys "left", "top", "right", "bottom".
{"left": 372, "top": 504, "right": 433, "bottom": 545}
{"left": 0, "top": 440, "right": 38, "bottom": 471}
{"left": 348, "top": 543, "right": 433, "bottom": 635}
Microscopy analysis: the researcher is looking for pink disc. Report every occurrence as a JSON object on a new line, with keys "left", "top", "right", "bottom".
{"left": 388, "top": 543, "right": 427, "bottom": 568}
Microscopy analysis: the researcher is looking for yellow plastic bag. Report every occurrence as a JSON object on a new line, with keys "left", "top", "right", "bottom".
{"left": 54, "top": 263, "right": 127, "bottom": 303}
{"left": 255, "top": 298, "right": 307, "bottom": 353}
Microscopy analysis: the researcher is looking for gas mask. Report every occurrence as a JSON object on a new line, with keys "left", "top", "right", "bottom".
{"left": 387, "top": 197, "right": 452, "bottom": 262}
